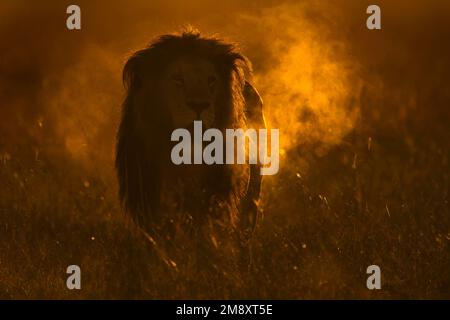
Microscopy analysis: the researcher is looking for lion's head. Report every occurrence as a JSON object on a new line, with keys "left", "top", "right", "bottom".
{"left": 116, "top": 30, "right": 264, "bottom": 241}
{"left": 161, "top": 56, "right": 219, "bottom": 129}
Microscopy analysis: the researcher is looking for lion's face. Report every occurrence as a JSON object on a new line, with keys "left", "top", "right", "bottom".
{"left": 160, "top": 56, "right": 221, "bottom": 129}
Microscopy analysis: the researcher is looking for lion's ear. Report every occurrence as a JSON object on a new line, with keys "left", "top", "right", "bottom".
{"left": 123, "top": 56, "right": 139, "bottom": 91}
{"left": 123, "top": 48, "right": 156, "bottom": 92}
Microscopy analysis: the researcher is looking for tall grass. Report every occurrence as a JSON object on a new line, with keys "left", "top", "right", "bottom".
{"left": 0, "top": 120, "right": 448, "bottom": 299}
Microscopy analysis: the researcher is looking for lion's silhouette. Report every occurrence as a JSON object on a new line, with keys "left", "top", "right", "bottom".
{"left": 116, "top": 30, "right": 265, "bottom": 246}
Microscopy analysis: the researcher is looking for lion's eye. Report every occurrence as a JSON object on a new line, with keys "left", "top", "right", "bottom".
{"left": 172, "top": 75, "right": 184, "bottom": 86}
{"left": 208, "top": 75, "right": 216, "bottom": 87}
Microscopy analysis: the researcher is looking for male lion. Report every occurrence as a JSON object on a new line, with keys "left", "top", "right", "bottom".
{"left": 116, "top": 31, "right": 265, "bottom": 250}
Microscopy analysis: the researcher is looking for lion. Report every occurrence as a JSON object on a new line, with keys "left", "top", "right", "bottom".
{"left": 115, "top": 30, "right": 265, "bottom": 251}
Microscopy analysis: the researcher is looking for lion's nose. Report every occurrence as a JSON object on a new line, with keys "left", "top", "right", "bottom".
{"left": 187, "top": 101, "right": 210, "bottom": 116}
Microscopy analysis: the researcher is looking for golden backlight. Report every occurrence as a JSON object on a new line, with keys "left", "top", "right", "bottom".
{"left": 0, "top": 0, "right": 449, "bottom": 299}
